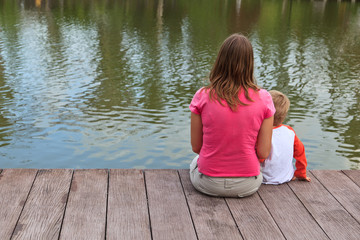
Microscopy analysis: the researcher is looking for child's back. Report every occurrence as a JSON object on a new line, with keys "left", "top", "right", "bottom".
{"left": 261, "top": 124, "right": 306, "bottom": 184}
{"left": 261, "top": 90, "right": 310, "bottom": 185}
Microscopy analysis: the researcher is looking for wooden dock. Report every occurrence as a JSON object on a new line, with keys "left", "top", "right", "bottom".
{"left": 0, "top": 169, "right": 359, "bottom": 240}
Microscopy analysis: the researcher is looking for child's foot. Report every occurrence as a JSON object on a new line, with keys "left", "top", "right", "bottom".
{"left": 291, "top": 176, "right": 311, "bottom": 182}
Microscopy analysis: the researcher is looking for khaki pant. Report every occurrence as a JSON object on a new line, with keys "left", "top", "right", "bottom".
{"left": 189, "top": 156, "right": 262, "bottom": 197}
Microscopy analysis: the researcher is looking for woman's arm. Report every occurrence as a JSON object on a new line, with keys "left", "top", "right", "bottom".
{"left": 191, "top": 112, "right": 203, "bottom": 154}
{"left": 256, "top": 116, "right": 274, "bottom": 159}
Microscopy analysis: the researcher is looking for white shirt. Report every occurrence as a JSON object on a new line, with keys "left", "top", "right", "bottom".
{"left": 261, "top": 125, "right": 295, "bottom": 185}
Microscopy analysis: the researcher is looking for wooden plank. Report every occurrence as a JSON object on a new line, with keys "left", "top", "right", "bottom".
{"left": 0, "top": 169, "right": 37, "bottom": 239}
{"left": 343, "top": 170, "right": 360, "bottom": 186}
{"left": 107, "top": 169, "right": 151, "bottom": 240}
{"left": 289, "top": 172, "right": 360, "bottom": 239}
{"left": 311, "top": 170, "right": 360, "bottom": 223}
{"left": 59, "top": 169, "right": 108, "bottom": 240}
{"left": 145, "top": 169, "right": 197, "bottom": 240}
{"left": 178, "top": 169, "right": 242, "bottom": 240}
{"left": 258, "top": 183, "right": 328, "bottom": 240}
{"left": 12, "top": 169, "right": 73, "bottom": 240}
{"left": 226, "top": 192, "right": 285, "bottom": 240}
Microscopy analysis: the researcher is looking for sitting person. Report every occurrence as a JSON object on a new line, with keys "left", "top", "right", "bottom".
{"left": 260, "top": 90, "right": 311, "bottom": 184}
{"left": 189, "top": 33, "right": 275, "bottom": 197}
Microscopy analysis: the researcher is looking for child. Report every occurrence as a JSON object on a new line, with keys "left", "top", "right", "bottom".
{"left": 260, "top": 90, "right": 311, "bottom": 184}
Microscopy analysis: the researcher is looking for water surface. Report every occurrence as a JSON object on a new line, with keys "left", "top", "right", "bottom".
{"left": 0, "top": 0, "right": 359, "bottom": 169}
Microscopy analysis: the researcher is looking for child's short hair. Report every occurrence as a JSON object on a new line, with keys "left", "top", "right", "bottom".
{"left": 269, "top": 90, "right": 290, "bottom": 126}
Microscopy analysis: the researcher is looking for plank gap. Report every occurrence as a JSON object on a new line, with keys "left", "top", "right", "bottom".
{"left": 311, "top": 171, "right": 358, "bottom": 223}
{"left": 10, "top": 169, "right": 39, "bottom": 240}
{"left": 178, "top": 169, "right": 241, "bottom": 239}
{"left": 256, "top": 191, "right": 286, "bottom": 239}
{"left": 289, "top": 171, "right": 360, "bottom": 239}
{"left": 143, "top": 170, "right": 153, "bottom": 240}
{"left": 286, "top": 180, "right": 331, "bottom": 239}
{"left": 177, "top": 170, "right": 199, "bottom": 240}
{"left": 60, "top": 169, "right": 107, "bottom": 239}
{"left": 342, "top": 170, "right": 360, "bottom": 188}
{"left": 258, "top": 183, "right": 328, "bottom": 239}
{"left": 57, "top": 170, "right": 74, "bottom": 240}
{"left": 224, "top": 198, "right": 244, "bottom": 239}
{"left": 105, "top": 169, "right": 109, "bottom": 240}
{"left": 311, "top": 170, "right": 360, "bottom": 225}
{"left": 146, "top": 170, "right": 197, "bottom": 240}
{"left": 12, "top": 169, "right": 73, "bottom": 239}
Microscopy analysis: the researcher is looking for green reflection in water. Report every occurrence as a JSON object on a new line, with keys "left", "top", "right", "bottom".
{"left": 0, "top": 0, "right": 359, "bottom": 169}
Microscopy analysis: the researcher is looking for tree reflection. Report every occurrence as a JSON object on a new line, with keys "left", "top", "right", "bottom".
{"left": 0, "top": 41, "right": 13, "bottom": 147}
{"left": 0, "top": 0, "right": 359, "bottom": 168}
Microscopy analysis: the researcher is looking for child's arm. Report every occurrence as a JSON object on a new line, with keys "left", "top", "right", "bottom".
{"left": 284, "top": 125, "right": 311, "bottom": 182}
{"left": 293, "top": 134, "right": 311, "bottom": 182}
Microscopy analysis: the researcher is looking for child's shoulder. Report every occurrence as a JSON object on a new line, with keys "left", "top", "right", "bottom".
{"left": 278, "top": 124, "right": 296, "bottom": 133}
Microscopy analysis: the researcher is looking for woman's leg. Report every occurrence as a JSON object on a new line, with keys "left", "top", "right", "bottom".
{"left": 189, "top": 156, "right": 220, "bottom": 196}
{"left": 189, "top": 156, "right": 262, "bottom": 197}
{"left": 223, "top": 173, "right": 263, "bottom": 197}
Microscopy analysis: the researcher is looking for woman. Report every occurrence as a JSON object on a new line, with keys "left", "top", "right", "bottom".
{"left": 189, "top": 33, "right": 275, "bottom": 197}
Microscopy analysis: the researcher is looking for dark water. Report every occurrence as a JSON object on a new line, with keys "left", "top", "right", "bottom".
{"left": 0, "top": 0, "right": 359, "bottom": 169}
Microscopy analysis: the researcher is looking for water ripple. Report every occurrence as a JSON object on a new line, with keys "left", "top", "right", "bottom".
{"left": 0, "top": 0, "right": 359, "bottom": 169}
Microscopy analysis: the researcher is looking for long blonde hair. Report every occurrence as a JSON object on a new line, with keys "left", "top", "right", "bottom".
{"left": 205, "top": 33, "right": 259, "bottom": 111}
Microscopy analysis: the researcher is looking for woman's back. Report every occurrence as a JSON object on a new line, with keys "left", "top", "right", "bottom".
{"left": 190, "top": 87, "right": 274, "bottom": 177}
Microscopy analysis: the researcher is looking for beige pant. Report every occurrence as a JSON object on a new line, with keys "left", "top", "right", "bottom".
{"left": 189, "top": 156, "right": 262, "bottom": 197}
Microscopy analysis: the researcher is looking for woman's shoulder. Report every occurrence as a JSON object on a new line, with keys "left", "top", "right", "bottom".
{"left": 246, "top": 88, "right": 271, "bottom": 100}
{"left": 193, "top": 87, "right": 210, "bottom": 98}
{"left": 191, "top": 87, "right": 209, "bottom": 104}
{"left": 255, "top": 88, "right": 272, "bottom": 101}
{"left": 258, "top": 88, "right": 271, "bottom": 96}
{"left": 197, "top": 87, "right": 209, "bottom": 93}
{"left": 190, "top": 87, "right": 210, "bottom": 114}
{"left": 257, "top": 88, "right": 276, "bottom": 116}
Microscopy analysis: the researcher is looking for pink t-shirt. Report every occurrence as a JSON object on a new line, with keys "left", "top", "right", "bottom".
{"left": 189, "top": 87, "right": 275, "bottom": 177}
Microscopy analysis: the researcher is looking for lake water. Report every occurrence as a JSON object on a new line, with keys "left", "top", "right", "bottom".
{"left": 0, "top": 0, "right": 359, "bottom": 169}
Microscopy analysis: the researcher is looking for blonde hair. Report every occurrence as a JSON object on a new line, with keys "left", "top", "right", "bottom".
{"left": 269, "top": 90, "right": 290, "bottom": 126}
{"left": 205, "top": 33, "right": 259, "bottom": 111}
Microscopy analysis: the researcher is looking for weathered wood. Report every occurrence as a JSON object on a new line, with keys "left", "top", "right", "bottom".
{"left": 11, "top": 169, "right": 73, "bottom": 240}
{"left": 178, "top": 169, "right": 242, "bottom": 240}
{"left": 343, "top": 170, "right": 360, "bottom": 187}
{"left": 258, "top": 183, "right": 328, "bottom": 240}
{"left": 145, "top": 169, "right": 197, "bottom": 240}
{"left": 226, "top": 191, "right": 285, "bottom": 240}
{"left": 311, "top": 170, "right": 360, "bottom": 223}
{"left": 1, "top": 169, "right": 360, "bottom": 239}
{"left": 59, "top": 169, "right": 107, "bottom": 240}
{"left": 107, "top": 169, "right": 151, "bottom": 240}
{"left": 0, "top": 169, "right": 37, "bottom": 239}
{"left": 289, "top": 172, "right": 360, "bottom": 239}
